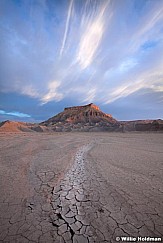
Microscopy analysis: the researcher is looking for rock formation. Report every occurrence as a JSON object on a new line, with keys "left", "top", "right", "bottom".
{"left": 40, "top": 103, "right": 120, "bottom": 132}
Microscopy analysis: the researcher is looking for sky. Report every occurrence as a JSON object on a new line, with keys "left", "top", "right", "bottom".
{"left": 0, "top": 0, "right": 163, "bottom": 122}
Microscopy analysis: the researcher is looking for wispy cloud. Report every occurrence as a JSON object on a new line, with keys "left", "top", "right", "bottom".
{"left": 21, "top": 85, "right": 40, "bottom": 98}
{"left": 0, "top": 110, "right": 31, "bottom": 118}
{"left": 41, "top": 80, "right": 63, "bottom": 104}
{"left": 76, "top": 19, "right": 104, "bottom": 69}
{"left": 83, "top": 87, "right": 97, "bottom": 103}
{"left": 60, "top": 0, "right": 73, "bottom": 57}
{"left": 130, "top": 4, "right": 163, "bottom": 52}
{"left": 104, "top": 66, "right": 163, "bottom": 104}
{"left": 76, "top": 1, "right": 110, "bottom": 69}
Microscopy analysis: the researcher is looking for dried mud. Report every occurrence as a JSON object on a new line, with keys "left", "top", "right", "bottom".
{"left": 0, "top": 132, "right": 163, "bottom": 242}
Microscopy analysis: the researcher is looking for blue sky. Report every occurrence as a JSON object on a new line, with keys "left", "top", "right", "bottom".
{"left": 0, "top": 0, "right": 163, "bottom": 122}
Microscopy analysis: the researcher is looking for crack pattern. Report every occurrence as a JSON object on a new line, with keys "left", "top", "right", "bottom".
{"left": 0, "top": 139, "right": 163, "bottom": 243}
{"left": 48, "top": 142, "right": 163, "bottom": 242}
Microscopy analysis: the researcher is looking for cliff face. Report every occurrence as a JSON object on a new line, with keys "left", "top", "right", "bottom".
{"left": 41, "top": 103, "right": 120, "bottom": 132}
{"left": 64, "top": 103, "right": 100, "bottom": 111}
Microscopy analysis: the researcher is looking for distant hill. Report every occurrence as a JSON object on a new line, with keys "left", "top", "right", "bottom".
{"left": 0, "top": 120, "right": 32, "bottom": 133}
{"left": 0, "top": 120, "right": 50, "bottom": 133}
{"left": 121, "top": 119, "right": 163, "bottom": 132}
{"left": 0, "top": 104, "right": 163, "bottom": 132}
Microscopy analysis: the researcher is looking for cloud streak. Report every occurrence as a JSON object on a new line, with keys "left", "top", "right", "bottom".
{"left": 104, "top": 63, "right": 163, "bottom": 104}
{"left": 0, "top": 110, "right": 31, "bottom": 118}
{"left": 41, "top": 80, "right": 63, "bottom": 104}
{"left": 76, "top": 1, "right": 110, "bottom": 69}
{"left": 60, "top": 0, "right": 73, "bottom": 57}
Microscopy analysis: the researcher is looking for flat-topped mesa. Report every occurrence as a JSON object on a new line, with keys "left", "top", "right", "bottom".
{"left": 64, "top": 103, "right": 100, "bottom": 111}
{"left": 40, "top": 102, "right": 120, "bottom": 131}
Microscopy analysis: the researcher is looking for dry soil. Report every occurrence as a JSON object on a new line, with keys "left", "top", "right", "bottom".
{"left": 0, "top": 132, "right": 163, "bottom": 242}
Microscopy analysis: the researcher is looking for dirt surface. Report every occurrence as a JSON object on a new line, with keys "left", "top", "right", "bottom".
{"left": 0, "top": 132, "right": 163, "bottom": 242}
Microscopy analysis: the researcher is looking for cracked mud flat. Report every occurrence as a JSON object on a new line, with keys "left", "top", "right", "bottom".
{"left": 0, "top": 133, "right": 163, "bottom": 242}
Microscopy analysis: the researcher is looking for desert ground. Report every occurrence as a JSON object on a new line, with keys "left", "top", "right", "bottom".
{"left": 0, "top": 132, "right": 163, "bottom": 243}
